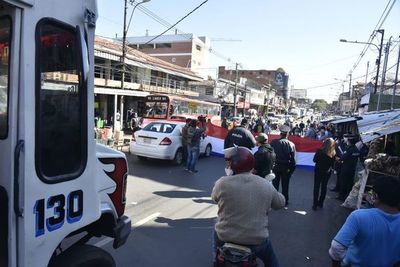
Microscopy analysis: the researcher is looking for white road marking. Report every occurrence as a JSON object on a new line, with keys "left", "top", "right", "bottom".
{"left": 294, "top": 210, "right": 307, "bottom": 215}
{"left": 94, "top": 212, "right": 161, "bottom": 247}
{"left": 191, "top": 197, "right": 212, "bottom": 201}
{"left": 134, "top": 212, "right": 161, "bottom": 227}
{"left": 131, "top": 201, "right": 138, "bottom": 205}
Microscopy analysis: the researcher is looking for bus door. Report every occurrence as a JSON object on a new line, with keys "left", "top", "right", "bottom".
{"left": 12, "top": 1, "right": 100, "bottom": 266}
{"left": 0, "top": 3, "right": 21, "bottom": 266}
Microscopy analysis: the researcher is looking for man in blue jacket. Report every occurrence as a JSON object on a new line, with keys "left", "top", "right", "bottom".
{"left": 329, "top": 175, "right": 400, "bottom": 267}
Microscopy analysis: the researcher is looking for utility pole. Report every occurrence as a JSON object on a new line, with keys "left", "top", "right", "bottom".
{"left": 349, "top": 73, "right": 352, "bottom": 98}
{"left": 121, "top": 0, "right": 128, "bottom": 90}
{"left": 391, "top": 35, "right": 400, "bottom": 110}
{"left": 377, "top": 37, "right": 392, "bottom": 111}
{"left": 364, "top": 61, "right": 369, "bottom": 91}
{"left": 233, "top": 63, "right": 239, "bottom": 117}
{"left": 242, "top": 83, "right": 247, "bottom": 117}
{"left": 374, "top": 29, "right": 385, "bottom": 94}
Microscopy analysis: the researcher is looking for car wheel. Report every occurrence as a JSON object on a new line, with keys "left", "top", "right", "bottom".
{"left": 204, "top": 144, "right": 212, "bottom": 157}
{"left": 172, "top": 149, "right": 183, "bottom": 165}
{"left": 137, "top": 155, "right": 147, "bottom": 161}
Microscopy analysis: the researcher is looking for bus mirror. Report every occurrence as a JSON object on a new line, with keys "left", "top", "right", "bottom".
{"left": 76, "top": 26, "right": 89, "bottom": 83}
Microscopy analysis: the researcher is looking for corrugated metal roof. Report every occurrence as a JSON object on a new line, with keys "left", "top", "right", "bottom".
{"left": 357, "top": 109, "right": 400, "bottom": 143}
{"left": 330, "top": 117, "right": 359, "bottom": 124}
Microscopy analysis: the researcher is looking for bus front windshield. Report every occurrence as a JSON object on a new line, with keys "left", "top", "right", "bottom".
{"left": 144, "top": 101, "right": 168, "bottom": 119}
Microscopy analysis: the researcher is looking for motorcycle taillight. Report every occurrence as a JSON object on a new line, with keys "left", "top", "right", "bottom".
{"left": 99, "top": 157, "right": 128, "bottom": 217}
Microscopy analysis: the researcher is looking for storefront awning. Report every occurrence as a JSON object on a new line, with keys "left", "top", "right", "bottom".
{"left": 95, "top": 87, "right": 149, "bottom": 97}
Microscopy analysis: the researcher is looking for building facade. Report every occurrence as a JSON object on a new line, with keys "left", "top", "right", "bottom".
{"left": 125, "top": 34, "right": 210, "bottom": 79}
{"left": 94, "top": 36, "right": 203, "bottom": 131}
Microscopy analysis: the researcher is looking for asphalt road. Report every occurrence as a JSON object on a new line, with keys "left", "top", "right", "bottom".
{"left": 98, "top": 153, "right": 350, "bottom": 267}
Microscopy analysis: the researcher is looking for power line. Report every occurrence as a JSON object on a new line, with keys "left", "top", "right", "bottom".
{"left": 135, "top": 2, "right": 235, "bottom": 63}
{"left": 144, "top": 0, "right": 209, "bottom": 45}
{"left": 347, "top": 0, "right": 397, "bottom": 74}
{"left": 307, "top": 70, "right": 378, "bottom": 90}
{"left": 137, "top": 5, "right": 184, "bottom": 34}
{"left": 307, "top": 61, "right": 399, "bottom": 91}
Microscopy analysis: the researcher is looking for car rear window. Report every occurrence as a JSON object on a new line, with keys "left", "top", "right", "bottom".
{"left": 143, "top": 122, "right": 177, "bottom": 134}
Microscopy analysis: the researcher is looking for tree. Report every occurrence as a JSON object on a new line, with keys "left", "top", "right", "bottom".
{"left": 311, "top": 99, "right": 328, "bottom": 111}
{"left": 276, "top": 67, "right": 286, "bottom": 73}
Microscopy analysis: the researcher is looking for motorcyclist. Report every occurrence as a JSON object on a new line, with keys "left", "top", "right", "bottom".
{"left": 212, "top": 146, "right": 285, "bottom": 267}
{"left": 224, "top": 118, "right": 256, "bottom": 150}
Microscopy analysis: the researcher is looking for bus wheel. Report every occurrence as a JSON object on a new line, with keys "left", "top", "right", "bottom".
{"left": 204, "top": 144, "right": 212, "bottom": 157}
{"left": 173, "top": 149, "right": 183, "bottom": 165}
{"left": 48, "top": 244, "right": 115, "bottom": 267}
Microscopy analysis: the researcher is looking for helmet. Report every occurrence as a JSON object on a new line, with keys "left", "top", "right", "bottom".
{"left": 224, "top": 146, "right": 255, "bottom": 174}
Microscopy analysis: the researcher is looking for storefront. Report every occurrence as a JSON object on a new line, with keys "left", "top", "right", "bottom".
{"left": 94, "top": 87, "right": 149, "bottom": 131}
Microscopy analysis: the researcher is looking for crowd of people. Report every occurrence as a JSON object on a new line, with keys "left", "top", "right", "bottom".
{"left": 221, "top": 114, "right": 338, "bottom": 142}
{"left": 211, "top": 118, "right": 400, "bottom": 267}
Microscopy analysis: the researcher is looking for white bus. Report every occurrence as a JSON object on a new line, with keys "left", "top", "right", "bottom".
{"left": 0, "top": 1, "right": 131, "bottom": 266}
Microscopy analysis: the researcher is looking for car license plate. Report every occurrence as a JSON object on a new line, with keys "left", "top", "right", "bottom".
{"left": 143, "top": 138, "right": 151, "bottom": 144}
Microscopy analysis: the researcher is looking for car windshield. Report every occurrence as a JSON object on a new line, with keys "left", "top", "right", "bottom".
{"left": 142, "top": 122, "right": 177, "bottom": 134}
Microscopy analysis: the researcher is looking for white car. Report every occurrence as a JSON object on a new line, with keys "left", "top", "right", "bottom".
{"left": 130, "top": 121, "right": 213, "bottom": 165}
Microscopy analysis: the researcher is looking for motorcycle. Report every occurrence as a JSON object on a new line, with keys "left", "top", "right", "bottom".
{"left": 215, "top": 243, "right": 258, "bottom": 267}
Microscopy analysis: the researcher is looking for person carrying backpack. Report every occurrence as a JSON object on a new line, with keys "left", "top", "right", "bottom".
{"left": 186, "top": 117, "right": 206, "bottom": 173}
{"left": 253, "top": 133, "right": 276, "bottom": 180}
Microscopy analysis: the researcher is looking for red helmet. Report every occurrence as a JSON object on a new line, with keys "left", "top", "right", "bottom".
{"left": 224, "top": 146, "right": 255, "bottom": 174}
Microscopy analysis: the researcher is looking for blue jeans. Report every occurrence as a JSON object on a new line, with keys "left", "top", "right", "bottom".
{"left": 213, "top": 230, "right": 280, "bottom": 267}
{"left": 186, "top": 145, "right": 200, "bottom": 171}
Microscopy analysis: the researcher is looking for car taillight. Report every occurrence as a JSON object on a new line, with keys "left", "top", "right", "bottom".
{"left": 99, "top": 158, "right": 128, "bottom": 217}
{"left": 159, "top": 137, "right": 172, "bottom": 145}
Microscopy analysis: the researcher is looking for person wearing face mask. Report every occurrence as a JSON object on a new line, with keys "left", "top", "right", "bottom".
{"left": 212, "top": 146, "right": 285, "bottom": 267}
{"left": 329, "top": 176, "right": 400, "bottom": 267}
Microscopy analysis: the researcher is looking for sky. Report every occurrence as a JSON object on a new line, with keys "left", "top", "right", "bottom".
{"left": 95, "top": 0, "right": 400, "bottom": 103}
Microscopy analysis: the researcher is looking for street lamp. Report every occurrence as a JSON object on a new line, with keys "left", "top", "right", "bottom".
{"left": 116, "top": 0, "right": 150, "bottom": 132}
{"left": 340, "top": 29, "right": 384, "bottom": 94}
{"left": 121, "top": 0, "right": 151, "bottom": 90}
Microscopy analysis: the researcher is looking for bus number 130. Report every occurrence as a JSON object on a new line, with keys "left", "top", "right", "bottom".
{"left": 33, "top": 190, "right": 83, "bottom": 237}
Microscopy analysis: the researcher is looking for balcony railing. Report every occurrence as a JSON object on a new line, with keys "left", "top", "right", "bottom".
{"left": 94, "top": 65, "right": 199, "bottom": 97}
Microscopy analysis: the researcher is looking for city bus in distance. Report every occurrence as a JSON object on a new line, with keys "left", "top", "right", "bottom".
{"left": 142, "top": 94, "right": 221, "bottom": 124}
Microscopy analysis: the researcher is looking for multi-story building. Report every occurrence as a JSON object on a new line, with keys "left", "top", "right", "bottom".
{"left": 94, "top": 36, "right": 203, "bottom": 130}
{"left": 125, "top": 33, "right": 210, "bottom": 79}
{"left": 217, "top": 66, "right": 289, "bottom": 114}
{"left": 218, "top": 66, "right": 289, "bottom": 99}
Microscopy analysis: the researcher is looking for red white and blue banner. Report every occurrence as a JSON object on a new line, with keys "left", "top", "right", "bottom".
{"left": 205, "top": 123, "right": 322, "bottom": 167}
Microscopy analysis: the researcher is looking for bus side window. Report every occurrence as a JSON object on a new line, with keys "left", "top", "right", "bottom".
{"left": 169, "top": 105, "right": 174, "bottom": 116}
{"left": 35, "top": 19, "right": 87, "bottom": 182}
{"left": 0, "top": 17, "right": 11, "bottom": 139}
